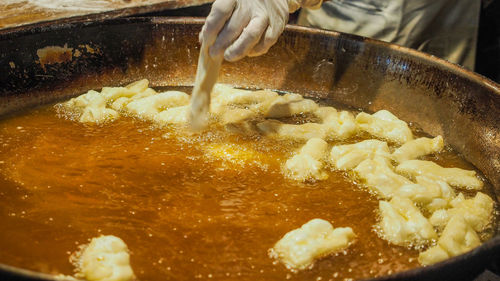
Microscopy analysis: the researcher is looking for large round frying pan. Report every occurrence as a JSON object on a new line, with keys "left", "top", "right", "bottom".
{"left": 0, "top": 17, "right": 498, "bottom": 281}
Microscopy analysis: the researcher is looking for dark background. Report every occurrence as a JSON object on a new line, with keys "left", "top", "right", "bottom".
{"left": 476, "top": 0, "right": 500, "bottom": 83}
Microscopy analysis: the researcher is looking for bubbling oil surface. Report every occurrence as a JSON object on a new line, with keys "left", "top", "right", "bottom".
{"left": 0, "top": 90, "right": 492, "bottom": 281}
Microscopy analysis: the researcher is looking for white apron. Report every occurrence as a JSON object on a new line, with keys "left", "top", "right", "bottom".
{"left": 298, "top": 0, "right": 480, "bottom": 70}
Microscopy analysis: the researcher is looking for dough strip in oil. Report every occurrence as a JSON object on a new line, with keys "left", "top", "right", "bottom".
{"left": 189, "top": 43, "right": 223, "bottom": 130}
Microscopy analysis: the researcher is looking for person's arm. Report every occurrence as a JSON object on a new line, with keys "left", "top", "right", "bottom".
{"left": 199, "top": 0, "right": 323, "bottom": 62}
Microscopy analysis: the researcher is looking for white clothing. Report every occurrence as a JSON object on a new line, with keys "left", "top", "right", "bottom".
{"left": 298, "top": 0, "right": 480, "bottom": 70}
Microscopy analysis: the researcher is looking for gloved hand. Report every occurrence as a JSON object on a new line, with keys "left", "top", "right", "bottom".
{"left": 200, "top": 0, "right": 323, "bottom": 62}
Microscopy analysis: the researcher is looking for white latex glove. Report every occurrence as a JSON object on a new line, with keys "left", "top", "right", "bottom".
{"left": 200, "top": 0, "right": 322, "bottom": 61}
{"left": 200, "top": 0, "right": 323, "bottom": 62}
{"left": 199, "top": 0, "right": 288, "bottom": 62}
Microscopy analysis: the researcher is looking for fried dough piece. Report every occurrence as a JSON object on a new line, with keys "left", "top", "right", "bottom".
{"left": 80, "top": 107, "right": 119, "bottom": 124}
{"left": 109, "top": 88, "right": 158, "bottom": 111}
{"left": 257, "top": 120, "right": 327, "bottom": 141}
{"left": 75, "top": 235, "right": 135, "bottom": 281}
{"left": 329, "top": 139, "right": 391, "bottom": 170}
{"left": 257, "top": 107, "right": 356, "bottom": 141}
{"left": 395, "top": 176, "right": 456, "bottom": 213}
{"left": 392, "top": 136, "right": 444, "bottom": 163}
{"left": 211, "top": 84, "right": 278, "bottom": 115}
{"left": 354, "top": 157, "right": 413, "bottom": 198}
{"left": 125, "top": 91, "right": 190, "bottom": 120}
{"left": 315, "top": 107, "right": 357, "bottom": 140}
{"left": 356, "top": 110, "right": 413, "bottom": 144}
{"left": 62, "top": 90, "right": 119, "bottom": 123}
{"left": 284, "top": 138, "right": 329, "bottom": 181}
{"left": 270, "top": 219, "right": 355, "bottom": 270}
{"left": 429, "top": 192, "right": 494, "bottom": 232}
{"left": 378, "top": 196, "right": 437, "bottom": 246}
{"left": 265, "top": 95, "right": 319, "bottom": 118}
{"left": 418, "top": 216, "right": 481, "bottom": 265}
{"left": 396, "top": 160, "right": 483, "bottom": 190}
{"left": 154, "top": 105, "right": 190, "bottom": 125}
